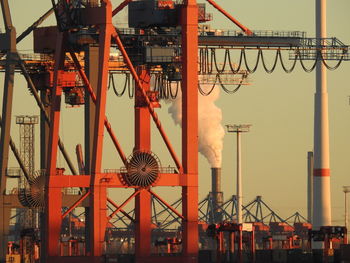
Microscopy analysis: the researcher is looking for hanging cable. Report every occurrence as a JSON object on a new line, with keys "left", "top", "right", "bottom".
{"left": 169, "top": 80, "right": 179, "bottom": 99}
{"left": 227, "top": 48, "right": 244, "bottom": 74}
{"left": 242, "top": 48, "right": 261, "bottom": 74}
{"left": 199, "top": 48, "right": 204, "bottom": 74}
{"left": 109, "top": 73, "right": 129, "bottom": 97}
{"left": 297, "top": 48, "right": 318, "bottom": 73}
{"left": 278, "top": 49, "right": 298, "bottom": 73}
{"left": 218, "top": 74, "right": 243, "bottom": 94}
{"left": 153, "top": 74, "right": 161, "bottom": 94}
{"left": 161, "top": 78, "right": 169, "bottom": 99}
{"left": 128, "top": 77, "right": 135, "bottom": 99}
{"left": 211, "top": 48, "right": 226, "bottom": 73}
{"left": 198, "top": 81, "right": 216, "bottom": 96}
{"left": 260, "top": 49, "right": 279, "bottom": 74}
{"left": 204, "top": 48, "right": 209, "bottom": 74}
{"left": 320, "top": 51, "right": 345, "bottom": 71}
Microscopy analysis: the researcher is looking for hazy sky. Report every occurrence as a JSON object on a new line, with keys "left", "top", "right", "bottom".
{"left": 1, "top": 0, "right": 350, "bottom": 225}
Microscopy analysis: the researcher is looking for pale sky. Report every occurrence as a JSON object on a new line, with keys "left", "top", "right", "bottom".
{"left": 1, "top": 0, "right": 350, "bottom": 225}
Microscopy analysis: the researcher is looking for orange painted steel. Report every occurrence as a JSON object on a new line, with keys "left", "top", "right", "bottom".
{"left": 111, "top": 28, "right": 183, "bottom": 173}
{"left": 62, "top": 191, "right": 90, "bottom": 219}
{"left": 70, "top": 51, "right": 127, "bottom": 165}
{"left": 43, "top": 0, "right": 200, "bottom": 262}
{"left": 181, "top": 1, "right": 199, "bottom": 262}
{"left": 89, "top": 1, "right": 112, "bottom": 257}
{"left": 206, "top": 0, "right": 253, "bottom": 36}
{"left": 134, "top": 67, "right": 152, "bottom": 261}
{"left": 107, "top": 197, "right": 135, "bottom": 222}
{"left": 44, "top": 32, "right": 66, "bottom": 261}
{"left": 108, "top": 189, "right": 142, "bottom": 220}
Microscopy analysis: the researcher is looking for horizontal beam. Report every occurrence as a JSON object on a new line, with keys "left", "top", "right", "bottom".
{"left": 198, "top": 35, "right": 303, "bottom": 47}
{"left": 48, "top": 173, "right": 195, "bottom": 188}
{"left": 3, "top": 194, "right": 89, "bottom": 208}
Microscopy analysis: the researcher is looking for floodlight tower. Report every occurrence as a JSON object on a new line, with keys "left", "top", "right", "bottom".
{"left": 313, "top": 0, "right": 332, "bottom": 231}
{"left": 226, "top": 124, "right": 251, "bottom": 224}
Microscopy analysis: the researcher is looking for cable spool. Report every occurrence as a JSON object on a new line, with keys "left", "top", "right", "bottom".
{"left": 123, "top": 150, "right": 161, "bottom": 187}
{"left": 18, "top": 170, "right": 46, "bottom": 209}
{"left": 27, "top": 170, "right": 46, "bottom": 209}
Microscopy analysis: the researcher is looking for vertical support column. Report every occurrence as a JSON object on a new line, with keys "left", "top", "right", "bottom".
{"left": 84, "top": 45, "right": 99, "bottom": 255}
{"left": 229, "top": 232, "right": 235, "bottom": 261}
{"left": 0, "top": 7, "right": 16, "bottom": 259}
{"left": 89, "top": 2, "right": 112, "bottom": 260}
{"left": 84, "top": 45, "right": 99, "bottom": 176}
{"left": 323, "top": 233, "right": 329, "bottom": 263}
{"left": 238, "top": 226, "right": 243, "bottom": 263}
{"left": 44, "top": 33, "right": 65, "bottom": 262}
{"left": 345, "top": 191, "right": 348, "bottom": 243}
{"left": 251, "top": 229, "right": 256, "bottom": 263}
{"left": 313, "top": 0, "right": 331, "bottom": 233}
{"left": 134, "top": 68, "right": 152, "bottom": 262}
{"left": 181, "top": 1, "right": 198, "bottom": 262}
{"left": 216, "top": 232, "right": 223, "bottom": 263}
{"left": 40, "top": 89, "right": 51, "bottom": 170}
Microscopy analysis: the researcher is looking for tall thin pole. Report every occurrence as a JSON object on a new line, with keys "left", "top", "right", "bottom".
{"left": 345, "top": 192, "right": 348, "bottom": 233}
{"left": 226, "top": 124, "right": 251, "bottom": 225}
{"left": 313, "top": 0, "right": 331, "bottom": 231}
{"left": 344, "top": 186, "right": 350, "bottom": 243}
{"left": 237, "top": 131, "right": 242, "bottom": 224}
{"left": 307, "top": 151, "right": 314, "bottom": 223}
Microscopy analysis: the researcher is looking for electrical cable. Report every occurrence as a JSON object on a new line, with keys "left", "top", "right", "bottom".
{"left": 218, "top": 74, "right": 243, "bottom": 94}
{"left": 198, "top": 81, "right": 216, "bottom": 96}
{"left": 169, "top": 80, "right": 179, "bottom": 99}
{"left": 109, "top": 73, "right": 128, "bottom": 97}
{"left": 320, "top": 51, "right": 345, "bottom": 71}
{"left": 128, "top": 77, "right": 134, "bottom": 99}
{"left": 242, "top": 48, "right": 261, "bottom": 74}
{"left": 278, "top": 49, "right": 298, "bottom": 73}
{"left": 298, "top": 48, "right": 318, "bottom": 73}
{"left": 108, "top": 47, "right": 346, "bottom": 99}
{"left": 260, "top": 49, "right": 279, "bottom": 74}
{"left": 227, "top": 48, "right": 244, "bottom": 74}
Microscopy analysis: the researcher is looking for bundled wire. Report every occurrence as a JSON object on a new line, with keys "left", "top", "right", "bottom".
{"left": 278, "top": 49, "right": 297, "bottom": 73}
{"left": 108, "top": 47, "right": 346, "bottom": 99}
{"left": 320, "top": 50, "right": 345, "bottom": 70}
{"left": 198, "top": 73, "right": 243, "bottom": 96}
{"left": 108, "top": 72, "right": 130, "bottom": 97}
{"left": 201, "top": 47, "right": 346, "bottom": 75}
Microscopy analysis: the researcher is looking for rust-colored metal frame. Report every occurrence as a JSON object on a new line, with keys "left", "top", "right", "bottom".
{"left": 42, "top": 0, "right": 199, "bottom": 263}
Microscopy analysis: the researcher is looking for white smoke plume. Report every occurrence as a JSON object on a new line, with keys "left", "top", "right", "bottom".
{"left": 168, "top": 85, "right": 225, "bottom": 167}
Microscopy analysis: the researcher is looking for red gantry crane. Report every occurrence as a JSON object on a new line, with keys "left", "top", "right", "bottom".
{"left": 0, "top": 0, "right": 349, "bottom": 263}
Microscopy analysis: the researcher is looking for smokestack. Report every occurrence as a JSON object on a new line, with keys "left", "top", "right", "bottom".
{"left": 307, "top": 151, "right": 314, "bottom": 223}
{"left": 211, "top": 167, "right": 223, "bottom": 223}
{"left": 168, "top": 84, "right": 225, "bottom": 223}
{"left": 313, "top": 0, "right": 332, "bottom": 231}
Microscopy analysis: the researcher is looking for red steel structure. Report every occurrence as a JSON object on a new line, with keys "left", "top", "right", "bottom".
{"left": 1, "top": 0, "right": 349, "bottom": 262}
{"left": 42, "top": 0, "right": 198, "bottom": 262}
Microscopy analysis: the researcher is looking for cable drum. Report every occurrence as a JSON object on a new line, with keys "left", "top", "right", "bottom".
{"left": 18, "top": 170, "right": 46, "bottom": 210}
{"left": 124, "top": 150, "right": 161, "bottom": 187}
{"left": 27, "top": 171, "right": 46, "bottom": 209}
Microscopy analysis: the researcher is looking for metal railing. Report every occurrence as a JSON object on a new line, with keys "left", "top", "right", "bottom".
{"left": 199, "top": 30, "right": 306, "bottom": 38}
{"left": 104, "top": 167, "right": 178, "bottom": 174}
